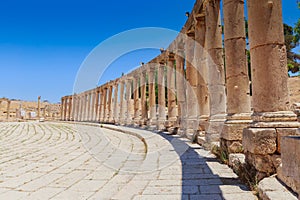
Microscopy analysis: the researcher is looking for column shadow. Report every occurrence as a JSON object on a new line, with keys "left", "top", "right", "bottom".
{"left": 155, "top": 131, "right": 251, "bottom": 200}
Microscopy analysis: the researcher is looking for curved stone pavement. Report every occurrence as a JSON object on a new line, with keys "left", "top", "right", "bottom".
{"left": 0, "top": 122, "right": 257, "bottom": 200}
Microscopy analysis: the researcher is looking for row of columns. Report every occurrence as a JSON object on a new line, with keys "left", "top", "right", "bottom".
{"left": 61, "top": 0, "right": 299, "bottom": 181}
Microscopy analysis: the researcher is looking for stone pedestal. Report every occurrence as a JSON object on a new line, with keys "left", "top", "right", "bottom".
{"left": 278, "top": 136, "right": 300, "bottom": 196}
{"left": 243, "top": 112, "right": 300, "bottom": 178}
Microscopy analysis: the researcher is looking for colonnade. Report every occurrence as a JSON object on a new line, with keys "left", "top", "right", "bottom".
{"left": 61, "top": 0, "right": 300, "bottom": 181}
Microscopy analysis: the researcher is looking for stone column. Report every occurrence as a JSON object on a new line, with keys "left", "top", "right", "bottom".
{"left": 125, "top": 78, "right": 133, "bottom": 125}
{"left": 113, "top": 82, "right": 119, "bottom": 124}
{"left": 243, "top": 0, "right": 300, "bottom": 179}
{"left": 87, "top": 92, "right": 92, "bottom": 121}
{"left": 194, "top": 14, "right": 210, "bottom": 132}
{"left": 148, "top": 66, "right": 157, "bottom": 129}
{"left": 166, "top": 52, "right": 177, "bottom": 130}
{"left": 64, "top": 96, "right": 68, "bottom": 121}
{"left": 221, "top": 0, "right": 251, "bottom": 154}
{"left": 68, "top": 96, "right": 72, "bottom": 121}
{"left": 72, "top": 95, "right": 77, "bottom": 121}
{"left": 157, "top": 61, "right": 166, "bottom": 131}
{"left": 6, "top": 100, "right": 11, "bottom": 120}
{"left": 99, "top": 89, "right": 104, "bottom": 122}
{"left": 140, "top": 71, "right": 147, "bottom": 126}
{"left": 185, "top": 32, "right": 199, "bottom": 140}
{"left": 205, "top": 0, "right": 227, "bottom": 146}
{"left": 175, "top": 44, "right": 186, "bottom": 134}
{"left": 119, "top": 80, "right": 126, "bottom": 125}
{"left": 133, "top": 75, "right": 141, "bottom": 126}
{"left": 94, "top": 88, "right": 100, "bottom": 122}
{"left": 107, "top": 85, "right": 113, "bottom": 123}
{"left": 61, "top": 97, "right": 64, "bottom": 120}
{"left": 37, "top": 96, "right": 41, "bottom": 118}
{"left": 102, "top": 88, "right": 108, "bottom": 122}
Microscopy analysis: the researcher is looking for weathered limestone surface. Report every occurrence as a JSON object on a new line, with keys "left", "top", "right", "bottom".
{"left": 59, "top": 0, "right": 300, "bottom": 194}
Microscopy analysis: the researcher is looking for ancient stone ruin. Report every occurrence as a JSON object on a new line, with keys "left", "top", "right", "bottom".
{"left": 61, "top": 0, "right": 300, "bottom": 196}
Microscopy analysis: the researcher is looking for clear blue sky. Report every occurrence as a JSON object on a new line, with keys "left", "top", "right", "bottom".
{"left": 0, "top": 0, "right": 299, "bottom": 103}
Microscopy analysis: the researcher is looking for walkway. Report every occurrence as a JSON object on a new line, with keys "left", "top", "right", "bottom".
{"left": 0, "top": 122, "right": 257, "bottom": 200}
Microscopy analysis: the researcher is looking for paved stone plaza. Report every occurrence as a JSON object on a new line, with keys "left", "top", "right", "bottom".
{"left": 0, "top": 122, "right": 257, "bottom": 199}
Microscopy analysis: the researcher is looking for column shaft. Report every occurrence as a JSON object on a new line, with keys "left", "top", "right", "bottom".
{"left": 157, "top": 62, "right": 166, "bottom": 130}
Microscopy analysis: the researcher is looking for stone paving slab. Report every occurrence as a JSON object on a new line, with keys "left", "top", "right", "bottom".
{"left": 0, "top": 122, "right": 258, "bottom": 199}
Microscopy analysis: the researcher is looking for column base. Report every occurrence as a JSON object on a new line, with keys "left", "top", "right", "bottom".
{"left": 185, "top": 118, "right": 199, "bottom": 142}
{"left": 243, "top": 111, "right": 300, "bottom": 180}
{"left": 205, "top": 114, "right": 226, "bottom": 148}
{"left": 157, "top": 119, "right": 166, "bottom": 131}
{"left": 221, "top": 113, "right": 252, "bottom": 154}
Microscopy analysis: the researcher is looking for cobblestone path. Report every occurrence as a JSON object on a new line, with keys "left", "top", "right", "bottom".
{"left": 0, "top": 122, "right": 257, "bottom": 200}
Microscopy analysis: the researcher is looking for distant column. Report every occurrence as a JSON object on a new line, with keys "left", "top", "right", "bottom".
{"left": 72, "top": 95, "right": 77, "bottom": 121}
{"left": 166, "top": 52, "right": 177, "bottom": 130}
{"left": 102, "top": 88, "right": 108, "bottom": 122}
{"left": 125, "top": 78, "right": 133, "bottom": 125}
{"left": 94, "top": 88, "right": 100, "bottom": 122}
{"left": 175, "top": 43, "right": 186, "bottom": 134}
{"left": 64, "top": 96, "right": 68, "bottom": 121}
{"left": 107, "top": 85, "right": 113, "bottom": 123}
{"left": 140, "top": 71, "right": 147, "bottom": 126}
{"left": 133, "top": 75, "right": 141, "bottom": 126}
{"left": 157, "top": 61, "right": 166, "bottom": 131}
{"left": 119, "top": 80, "right": 125, "bottom": 125}
{"left": 113, "top": 82, "right": 119, "bottom": 124}
{"left": 6, "top": 100, "right": 11, "bottom": 120}
{"left": 37, "top": 96, "right": 41, "bottom": 118}
{"left": 185, "top": 31, "right": 199, "bottom": 140}
{"left": 148, "top": 66, "right": 157, "bottom": 128}
{"left": 195, "top": 14, "right": 210, "bottom": 131}
{"left": 61, "top": 97, "right": 64, "bottom": 120}
{"left": 68, "top": 96, "right": 72, "bottom": 121}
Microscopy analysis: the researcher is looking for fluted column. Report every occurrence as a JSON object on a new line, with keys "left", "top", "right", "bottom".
{"left": 243, "top": 0, "right": 300, "bottom": 178}
{"left": 175, "top": 45, "right": 186, "bottom": 134}
{"left": 133, "top": 75, "right": 141, "bottom": 126}
{"left": 157, "top": 61, "right": 166, "bottom": 131}
{"left": 119, "top": 80, "right": 125, "bottom": 125}
{"left": 148, "top": 66, "right": 157, "bottom": 128}
{"left": 205, "top": 0, "right": 226, "bottom": 146}
{"left": 113, "top": 82, "right": 119, "bottom": 124}
{"left": 185, "top": 32, "right": 199, "bottom": 139}
{"left": 140, "top": 71, "right": 147, "bottom": 126}
{"left": 221, "top": 0, "right": 251, "bottom": 154}
{"left": 166, "top": 52, "right": 177, "bottom": 130}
